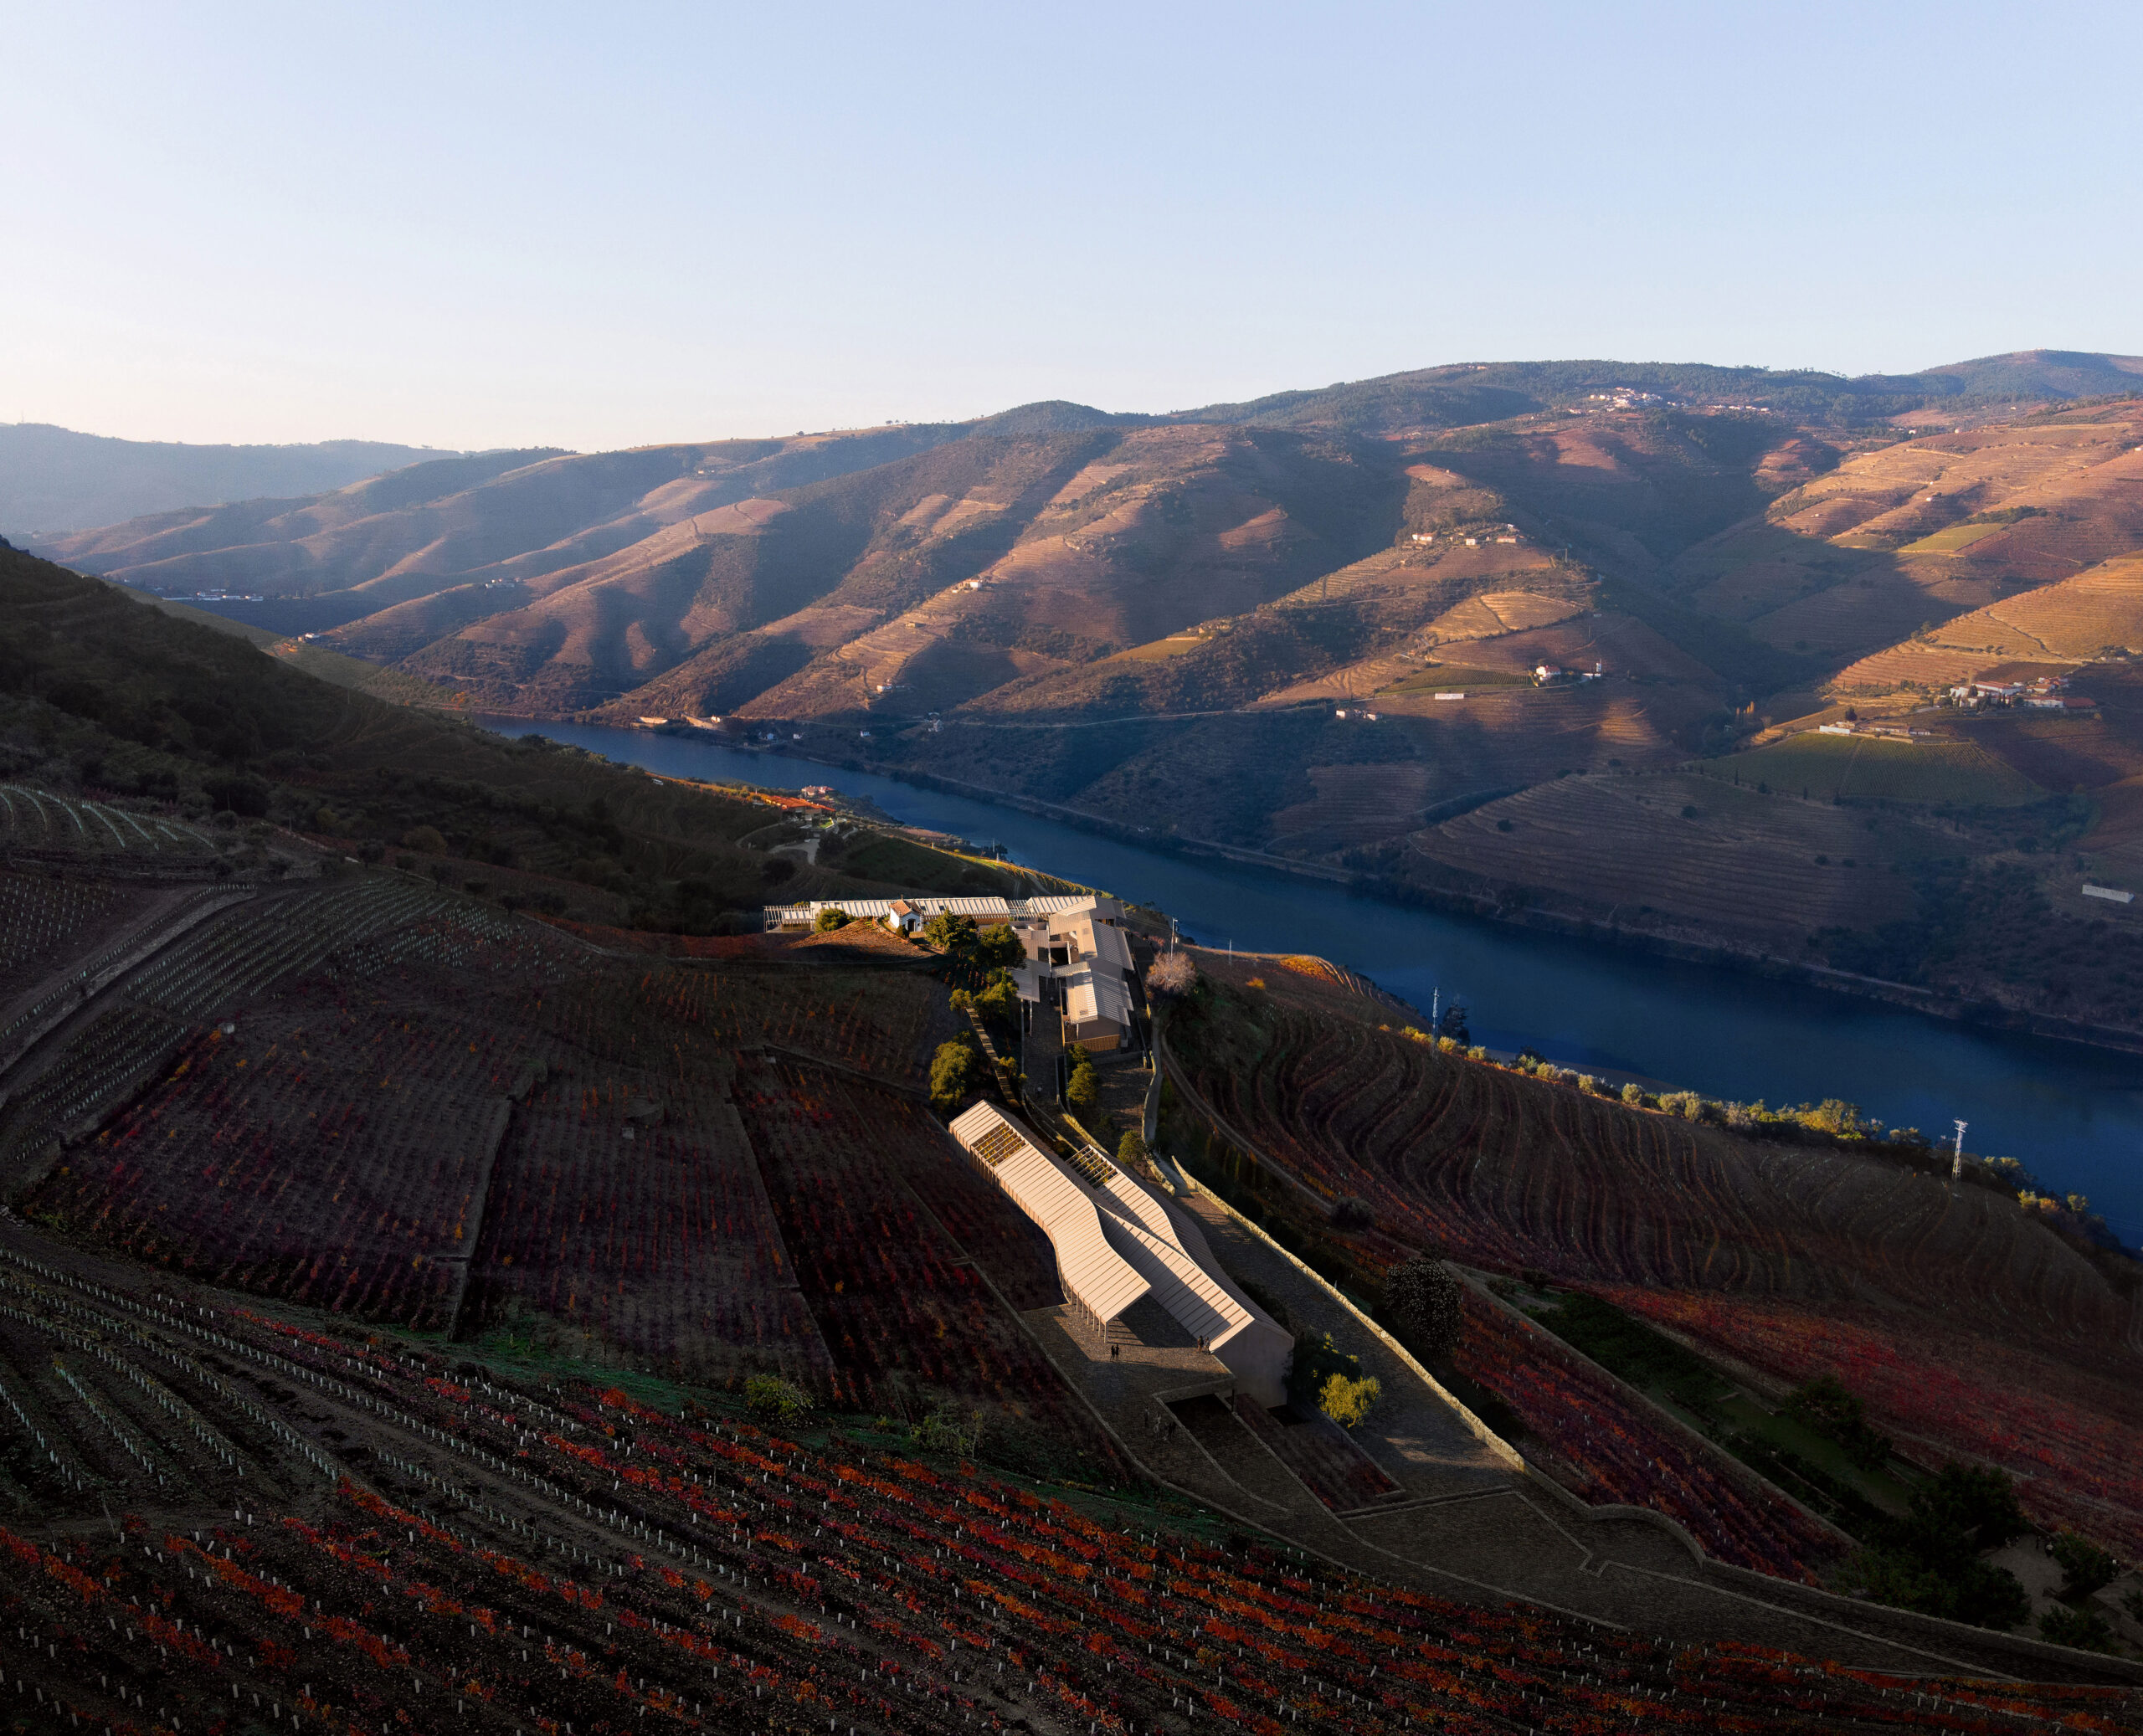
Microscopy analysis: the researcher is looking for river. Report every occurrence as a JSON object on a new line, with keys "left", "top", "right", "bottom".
{"left": 480, "top": 716, "right": 2143, "bottom": 1244}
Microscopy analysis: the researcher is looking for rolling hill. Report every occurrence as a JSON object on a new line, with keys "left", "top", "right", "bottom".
{"left": 0, "top": 420, "right": 456, "bottom": 536}
{"left": 30, "top": 355, "right": 2143, "bottom": 1040}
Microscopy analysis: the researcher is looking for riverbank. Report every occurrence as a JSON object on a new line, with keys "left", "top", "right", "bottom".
{"left": 475, "top": 716, "right": 2143, "bottom": 1245}
{"left": 692, "top": 735, "right": 2143, "bottom": 1061}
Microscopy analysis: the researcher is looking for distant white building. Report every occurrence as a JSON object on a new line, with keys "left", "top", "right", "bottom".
{"left": 763, "top": 891, "right": 1102, "bottom": 935}
{"left": 948, "top": 1102, "right": 1292, "bottom": 1405}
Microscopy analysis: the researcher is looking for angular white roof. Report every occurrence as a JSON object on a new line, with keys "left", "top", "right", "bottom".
{"left": 948, "top": 1102, "right": 1292, "bottom": 1404}
{"left": 948, "top": 1102, "right": 1149, "bottom": 1323}
{"left": 1061, "top": 964, "right": 1134, "bottom": 1029}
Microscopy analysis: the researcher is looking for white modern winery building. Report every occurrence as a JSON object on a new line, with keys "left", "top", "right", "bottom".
{"left": 948, "top": 1101, "right": 1292, "bottom": 1405}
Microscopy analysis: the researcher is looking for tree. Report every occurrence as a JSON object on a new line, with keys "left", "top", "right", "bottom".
{"left": 2049, "top": 1531, "right": 2119, "bottom": 1600}
{"left": 2038, "top": 1606, "right": 2117, "bottom": 1653}
{"left": 929, "top": 1036, "right": 984, "bottom": 1114}
{"left": 1146, "top": 951, "right": 1196, "bottom": 999}
{"left": 1117, "top": 1127, "right": 1149, "bottom": 1168}
{"left": 974, "top": 971, "right": 1021, "bottom": 1032}
{"left": 1066, "top": 1053, "right": 1101, "bottom": 1119}
{"left": 1436, "top": 999, "right": 1471, "bottom": 1046}
{"left": 921, "top": 912, "right": 978, "bottom": 953}
{"left": 814, "top": 906, "right": 852, "bottom": 932}
{"left": 1385, "top": 1255, "right": 1463, "bottom": 1359}
{"left": 1846, "top": 1461, "right": 2034, "bottom": 1630}
{"left": 1330, "top": 1194, "right": 1376, "bottom": 1230}
{"left": 974, "top": 923, "right": 1025, "bottom": 968}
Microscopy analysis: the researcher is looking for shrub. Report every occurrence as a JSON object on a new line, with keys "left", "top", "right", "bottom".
{"left": 401, "top": 824, "right": 446, "bottom": 854}
{"left": 1797, "top": 1098, "right": 1872, "bottom": 1138}
{"left": 1117, "top": 1128, "right": 1149, "bottom": 1168}
{"left": 1621, "top": 1081, "right": 1644, "bottom": 1106}
{"left": 1660, "top": 1091, "right": 1703, "bottom": 1120}
{"left": 1466, "top": 1045, "right": 1488, "bottom": 1061}
{"left": 2038, "top": 1605, "right": 2117, "bottom": 1653}
{"left": 2050, "top": 1530, "right": 2120, "bottom": 1599}
{"left": 1330, "top": 1194, "right": 1376, "bottom": 1230}
{"left": 1318, "top": 1372, "right": 1382, "bottom": 1429}
{"left": 1783, "top": 1373, "right": 1893, "bottom": 1470}
{"left": 1846, "top": 1461, "right": 2033, "bottom": 1630}
{"left": 911, "top": 1400, "right": 985, "bottom": 1455}
{"left": 814, "top": 907, "right": 852, "bottom": 932}
{"left": 743, "top": 1374, "right": 811, "bottom": 1423}
{"left": 1576, "top": 1074, "right": 1599, "bottom": 1096}
{"left": 1288, "top": 1331, "right": 1363, "bottom": 1413}
{"left": 1385, "top": 1255, "right": 1463, "bottom": 1359}
{"left": 1146, "top": 951, "right": 1196, "bottom": 999}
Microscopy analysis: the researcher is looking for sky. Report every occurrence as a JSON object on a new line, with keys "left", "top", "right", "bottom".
{"left": 3, "top": 0, "right": 2140, "bottom": 453}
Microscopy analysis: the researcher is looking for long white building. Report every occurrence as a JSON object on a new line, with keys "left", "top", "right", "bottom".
{"left": 763, "top": 893, "right": 1102, "bottom": 932}
{"left": 948, "top": 1101, "right": 1292, "bottom": 1405}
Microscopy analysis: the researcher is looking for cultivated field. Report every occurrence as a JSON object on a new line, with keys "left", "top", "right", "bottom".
{"left": 1395, "top": 769, "right": 1933, "bottom": 939}
{"left": 1165, "top": 956, "right": 2143, "bottom": 1556}
{"left": 1719, "top": 732, "right": 2043, "bottom": 805}
{"left": 10, "top": 1245, "right": 2123, "bottom": 1733}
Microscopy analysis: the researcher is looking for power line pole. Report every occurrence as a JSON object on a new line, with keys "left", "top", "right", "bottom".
{"left": 1951, "top": 1118, "right": 1969, "bottom": 1180}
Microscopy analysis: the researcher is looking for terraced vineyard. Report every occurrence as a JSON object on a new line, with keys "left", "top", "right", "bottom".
{"left": 738, "top": 1055, "right": 1097, "bottom": 1441}
{"left": 1405, "top": 771, "right": 1931, "bottom": 939}
{"left": 0, "top": 1236, "right": 2133, "bottom": 1734}
{"left": 1165, "top": 955, "right": 2143, "bottom": 1559}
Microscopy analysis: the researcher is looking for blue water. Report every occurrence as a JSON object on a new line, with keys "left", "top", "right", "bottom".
{"left": 481, "top": 716, "right": 2143, "bottom": 1244}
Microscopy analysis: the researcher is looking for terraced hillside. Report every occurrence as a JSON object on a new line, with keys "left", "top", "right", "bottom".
{"left": 28, "top": 372, "right": 2143, "bottom": 1038}
{"left": 4, "top": 1245, "right": 2134, "bottom": 1733}
{"left": 1163, "top": 953, "right": 2143, "bottom": 1559}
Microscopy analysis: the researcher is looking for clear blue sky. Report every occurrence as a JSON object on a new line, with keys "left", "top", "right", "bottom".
{"left": 3, "top": 1, "right": 2138, "bottom": 452}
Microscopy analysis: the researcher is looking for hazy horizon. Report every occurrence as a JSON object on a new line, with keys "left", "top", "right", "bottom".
{"left": 5, "top": 1, "right": 2140, "bottom": 453}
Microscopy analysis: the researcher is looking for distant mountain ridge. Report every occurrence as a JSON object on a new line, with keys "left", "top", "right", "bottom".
{"left": 31, "top": 348, "right": 2142, "bottom": 727}
{"left": 0, "top": 423, "right": 467, "bottom": 536}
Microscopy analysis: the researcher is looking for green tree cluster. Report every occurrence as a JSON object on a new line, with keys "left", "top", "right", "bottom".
{"left": 1844, "top": 1462, "right": 2033, "bottom": 1630}
{"left": 974, "top": 923, "right": 1025, "bottom": 969}
{"left": 973, "top": 969, "right": 1021, "bottom": 1034}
